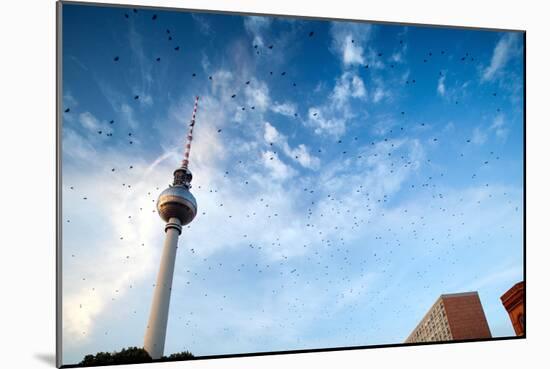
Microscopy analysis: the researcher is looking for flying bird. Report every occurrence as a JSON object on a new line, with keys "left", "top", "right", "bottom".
{"left": 113, "top": 56, "right": 119, "bottom": 62}
{"left": 134, "top": 95, "right": 139, "bottom": 100}
{"left": 152, "top": 14, "right": 157, "bottom": 20}
{"left": 309, "top": 31, "right": 314, "bottom": 37}
{"left": 64, "top": 108, "right": 70, "bottom": 113}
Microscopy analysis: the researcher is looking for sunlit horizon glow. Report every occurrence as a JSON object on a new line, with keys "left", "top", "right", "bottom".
{"left": 61, "top": 3, "right": 524, "bottom": 365}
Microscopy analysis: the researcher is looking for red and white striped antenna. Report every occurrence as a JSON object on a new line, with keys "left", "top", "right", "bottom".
{"left": 181, "top": 96, "right": 199, "bottom": 169}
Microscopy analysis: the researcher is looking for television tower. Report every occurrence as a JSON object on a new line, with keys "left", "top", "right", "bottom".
{"left": 144, "top": 96, "right": 200, "bottom": 359}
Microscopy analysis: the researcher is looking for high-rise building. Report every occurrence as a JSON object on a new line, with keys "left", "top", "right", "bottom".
{"left": 143, "top": 96, "right": 200, "bottom": 359}
{"left": 405, "top": 291, "right": 492, "bottom": 343}
{"left": 500, "top": 281, "right": 525, "bottom": 336}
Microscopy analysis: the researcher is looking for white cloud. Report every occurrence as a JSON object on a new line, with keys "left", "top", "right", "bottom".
{"left": 472, "top": 127, "right": 488, "bottom": 145}
{"left": 62, "top": 149, "right": 179, "bottom": 343}
{"left": 330, "top": 72, "right": 367, "bottom": 109}
{"left": 490, "top": 114, "right": 509, "bottom": 141}
{"left": 264, "top": 122, "right": 320, "bottom": 170}
{"left": 243, "top": 16, "right": 272, "bottom": 48}
{"left": 330, "top": 22, "right": 372, "bottom": 67}
{"left": 62, "top": 128, "right": 98, "bottom": 162}
{"left": 76, "top": 112, "right": 112, "bottom": 137}
{"left": 468, "top": 114, "right": 508, "bottom": 147}
{"left": 261, "top": 151, "right": 296, "bottom": 180}
{"left": 370, "top": 77, "right": 391, "bottom": 104}
{"left": 372, "top": 87, "right": 388, "bottom": 103}
{"left": 457, "top": 263, "right": 522, "bottom": 293}
{"left": 305, "top": 71, "right": 367, "bottom": 137}
{"left": 78, "top": 112, "right": 101, "bottom": 132}
{"left": 271, "top": 102, "right": 297, "bottom": 117}
{"left": 64, "top": 91, "right": 78, "bottom": 109}
{"left": 139, "top": 95, "right": 153, "bottom": 107}
{"left": 482, "top": 33, "right": 521, "bottom": 82}
{"left": 391, "top": 52, "right": 403, "bottom": 63}
{"left": 342, "top": 35, "right": 364, "bottom": 65}
{"left": 128, "top": 22, "right": 154, "bottom": 100}
{"left": 201, "top": 53, "right": 211, "bottom": 72}
{"left": 244, "top": 80, "right": 271, "bottom": 112}
{"left": 120, "top": 103, "right": 139, "bottom": 130}
{"left": 437, "top": 74, "right": 446, "bottom": 96}
{"left": 191, "top": 13, "right": 212, "bottom": 35}
{"left": 264, "top": 121, "right": 280, "bottom": 143}
{"left": 306, "top": 107, "right": 346, "bottom": 137}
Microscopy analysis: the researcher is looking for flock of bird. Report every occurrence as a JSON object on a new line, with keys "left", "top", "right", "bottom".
{"left": 62, "top": 7, "right": 522, "bottom": 358}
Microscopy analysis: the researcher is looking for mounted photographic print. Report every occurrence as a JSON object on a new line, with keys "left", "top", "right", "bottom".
{"left": 57, "top": 1, "right": 525, "bottom": 367}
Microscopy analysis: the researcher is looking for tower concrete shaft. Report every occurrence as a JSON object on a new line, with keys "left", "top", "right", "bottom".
{"left": 144, "top": 217, "right": 182, "bottom": 359}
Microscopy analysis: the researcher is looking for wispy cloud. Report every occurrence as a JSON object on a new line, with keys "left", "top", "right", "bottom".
{"left": 482, "top": 33, "right": 521, "bottom": 82}
{"left": 128, "top": 20, "right": 154, "bottom": 102}
{"left": 331, "top": 71, "right": 367, "bottom": 109}
{"left": 243, "top": 16, "right": 272, "bottom": 48}
{"left": 271, "top": 101, "right": 297, "bottom": 117}
{"left": 469, "top": 113, "right": 508, "bottom": 145}
{"left": 437, "top": 74, "right": 446, "bottom": 96}
{"left": 263, "top": 122, "right": 320, "bottom": 170}
{"left": 305, "top": 71, "right": 367, "bottom": 137}
{"left": 471, "top": 127, "right": 488, "bottom": 145}
{"left": 191, "top": 13, "right": 212, "bottom": 35}
{"left": 489, "top": 113, "right": 509, "bottom": 141}
{"left": 329, "top": 22, "right": 372, "bottom": 67}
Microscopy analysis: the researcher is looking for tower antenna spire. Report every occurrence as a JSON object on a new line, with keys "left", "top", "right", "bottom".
{"left": 181, "top": 95, "right": 200, "bottom": 169}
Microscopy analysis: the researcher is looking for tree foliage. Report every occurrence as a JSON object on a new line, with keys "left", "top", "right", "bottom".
{"left": 78, "top": 347, "right": 194, "bottom": 366}
{"left": 159, "top": 350, "right": 195, "bottom": 361}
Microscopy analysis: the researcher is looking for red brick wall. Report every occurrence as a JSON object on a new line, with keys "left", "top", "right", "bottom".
{"left": 442, "top": 293, "right": 492, "bottom": 340}
{"left": 501, "top": 282, "right": 525, "bottom": 336}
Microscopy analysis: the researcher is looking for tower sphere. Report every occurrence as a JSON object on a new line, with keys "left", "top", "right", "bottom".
{"left": 157, "top": 184, "right": 197, "bottom": 225}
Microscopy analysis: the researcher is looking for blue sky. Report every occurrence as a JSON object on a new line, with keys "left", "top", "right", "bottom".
{"left": 61, "top": 3, "right": 524, "bottom": 365}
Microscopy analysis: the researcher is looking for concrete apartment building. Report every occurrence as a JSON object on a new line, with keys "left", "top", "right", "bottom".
{"left": 405, "top": 291, "right": 492, "bottom": 343}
